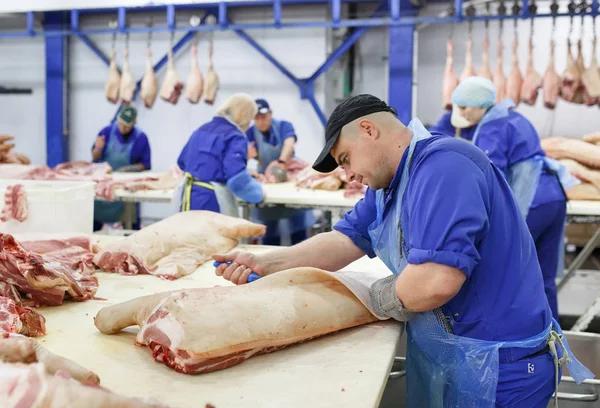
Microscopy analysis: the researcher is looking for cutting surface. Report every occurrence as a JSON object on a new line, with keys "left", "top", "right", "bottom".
{"left": 567, "top": 200, "right": 600, "bottom": 216}
{"left": 38, "top": 242, "right": 401, "bottom": 408}
{"left": 252, "top": 182, "right": 361, "bottom": 208}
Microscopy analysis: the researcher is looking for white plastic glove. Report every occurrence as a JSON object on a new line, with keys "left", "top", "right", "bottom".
{"left": 370, "top": 274, "right": 414, "bottom": 322}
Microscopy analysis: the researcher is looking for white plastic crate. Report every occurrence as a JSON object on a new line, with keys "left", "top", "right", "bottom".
{"left": 0, "top": 180, "right": 95, "bottom": 235}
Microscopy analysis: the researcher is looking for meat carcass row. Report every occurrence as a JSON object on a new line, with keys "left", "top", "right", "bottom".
{"left": 119, "top": 48, "right": 136, "bottom": 105}
{"left": 478, "top": 36, "right": 493, "bottom": 80}
{"left": 543, "top": 39, "right": 561, "bottom": 109}
{"left": 561, "top": 39, "right": 580, "bottom": 102}
{"left": 582, "top": 38, "right": 600, "bottom": 105}
{"left": 105, "top": 48, "right": 121, "bottom": 104}
{"left": 159, "top": 51, "right": 184, "bottom": 105}
{"left": 93, "top": 211, "right": 266, "bottom": 279}
{"left": 460, "top": 37, "right": 476, "bottom": 82}
{"left": 584, "top": 131, "right": 600, "bottom": 144}
{"left": 140, "top": 48, "right": 159, "bottom": 108}
{"left": 94, "top": 267, "right": 387, "bottom": 375}
{"left": 493, "top": 39, "right": 507, "bottom": 103}
{"left": 520, "top": 38, "right": 543, "bottom": 105}
{"left": 0, "top": 297, "right": 46, "bottom": 337}
{"left": 559, "top": 159, "right": 600, "bottom": 190}
{"left": 185, "top": 43, "right": 204, "bottom": 104}
{"left": 506, "top": 38, "right": 523, "bottom": 105}
{"left": 442, "top": 39, "right": 459, "bottom": 110}
{"left": 567, "top": 183, "right": 600, "bottom": 200}
{"left": 0, "top": 184, "right": 27, "bottom": 222}
{"left": 541, "top": 137, "right": 600, "bottom": 169}
{"left": 204, "top": 43, "right": 220, "bottom": 105}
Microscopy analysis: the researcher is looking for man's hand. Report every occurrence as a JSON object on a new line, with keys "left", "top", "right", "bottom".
{"left": 370, "top": 274, "right": 414, "bottom": 322}
{"left": 248, "top": 142, "right": 258, "bottom": 160}
{"left": 94, "top": 136, "right": 106, "bottom": 150}
{"left": 212, "top": 252, "right": 267, "bottom": 285}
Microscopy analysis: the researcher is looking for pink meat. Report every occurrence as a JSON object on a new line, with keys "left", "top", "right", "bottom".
{"left": 1, "top": 184, "right": 27, "bottom": 222}
{"left": 0, "top": 297, "right": 46, "bottom": 337}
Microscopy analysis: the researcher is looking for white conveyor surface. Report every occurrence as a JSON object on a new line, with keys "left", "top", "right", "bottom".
{"left": 38, "top": 241, "right": 401, "bottom": 408}
{"left": 567, "top": 200, "right": 600, "bottom": 216}
{"left": 257, "top": 182, "right": 361, "bottom": 208}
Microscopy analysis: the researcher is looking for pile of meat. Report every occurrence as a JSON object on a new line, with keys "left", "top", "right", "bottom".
{"left": 541, "top": 136, "right": 600, "bottom": 200}
{"left": 0, "top": 135, "right": 30, "bottom": 165}
{"left": 93, "top": 211, "right": 267, "bottom": 280}
{"left": 0, "top": 234, "right": 99, "bottom": 337}
{"left": 0, "top": 184, "right": 27, "bottom": 223}
{"left": 94, "top": 267, "right": 385, "bottom": 375}
{"left": 0, "top": 333, "right": 174, "bottom": 407}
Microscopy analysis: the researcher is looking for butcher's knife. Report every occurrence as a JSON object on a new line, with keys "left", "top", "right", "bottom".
{"left": 213, "top": 261, "right": 262, "bottom": 283}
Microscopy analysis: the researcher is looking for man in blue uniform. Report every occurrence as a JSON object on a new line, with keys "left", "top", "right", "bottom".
{"left": 431, "top": 77, "right": 579, "bottom": 320}
{"left": 92, "top": 106, "right": 151, "bottom": 231}
{"left": 214, "top": 94, "right": 592, "bottom": 407}
{"left": 245, "top": 99, "right": 314, "bottom": 246}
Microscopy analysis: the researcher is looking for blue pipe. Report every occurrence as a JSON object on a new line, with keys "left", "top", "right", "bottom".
{"left": 70, "top": 10, "right": 79, "bottom": 31}
{"left": 332, "top": 0, "right": 341, "bottom": 27}
{"left": 118, "top": 7, "right": 127, "bottom": 31}
{"left": 592, "top": 0, "right": 598, "bottom": 17}
{"left": 219, "top": 3, "right": 228, "bottom": 28}
{"left": 27, "top": 12, "right": 35, "bottom": 35}
{"left": 167, "top": 5, "right": 176, "bottom": 29}
{"left": 274, "top": 0, "right": 282, "bottom": 28}
{"left": 75, "top": 33, "right": 111, "bottom": 67}
{"left": 390, "top": 0, "right": 400, "bottom": 20}
{"left": 454, "top": 0, "right": 463, "bottom": 21}
{"left": 307, "top": 95, "right": 327, "bottom": 126}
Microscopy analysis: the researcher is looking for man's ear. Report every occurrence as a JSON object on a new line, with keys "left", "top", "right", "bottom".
{"left": 358, "top": 119, "right": 377, "bottom": 140}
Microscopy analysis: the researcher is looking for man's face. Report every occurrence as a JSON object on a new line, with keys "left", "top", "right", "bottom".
{"left": 457, "top": 106, "right": 486, "bottom": 126}
{"left": 254, "top": 111, "right": 272, "bottom": 133}
{"left": 330, "top": 121, "right": 390, "bottom": 191}
{"left": 118, "top": 121, "right": 134, "bottom": 135}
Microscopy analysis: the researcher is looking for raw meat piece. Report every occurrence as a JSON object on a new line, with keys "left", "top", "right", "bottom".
{"left": 123, "top": 165, "right": 184, "bottom": 192}
{"left": 94, "top": 268, "right": 380, "bottom": 375}
{"left": 567, "top": 183, "right": 600, "bottom": 200}
{"left": 0, "top": 297, "right": 46, "bottom": 337}
{"left": 140, "top": 48, "right": 159, "bottom": 109}
{"left": 460, "top": 37, "right": 476, "bottom": 82}
{"left": 583, "top": 131, "right": 600, "bottom": 144}
{"left": 24, "top": 161, "right": 112, "bottom": 183}
{"left": 559, "top": 159, "right": 600, "bottom": 190}
{"left": 543, "top": 39, "right": 561, "bottom": 109}
{"left": 582, "top": 38, "right": 600, "bottom": 105}
{"left": 263, "top": 158, "right": 309, "bottom": 183}
{"left": 1, "top": 184, "right": 27, "bottom": 222}
{"left": 478, "top": 36, "right": 493, "bottom": 80}
{"left": 520, "top": 38, "right": 543, "bottom": 105}
{"left": 185, "top": 43, "right": 204, "bottom": 104}
{"left": 0, "top": 234, "right": 99, "bottom": 307}
{"left": 93, "top": 211, "right": 267, "bottom": 279}
{"left": 561, "top": 39, "right": 580, "bottom": 102}
{"left": 541, "top": 137, "right": 600, "bottom": 169}
{"left": 204, "top": 43, "right": 220, "bottom": 105}
{"left": 105, "top": 47, "right": 121, "bottom": 104}
{"left": 507, "top": 38, "right": 523, "bottom": 105}
{"left": 119, "top": 48, "right": 136, "bottom": 105}
{"left": 0, "top": 164, "right": 39, "bottom": 180}
{"left": 442, "top": 39, "right": 459, "bottom": 110}
{"left": 159, "top": 51, "right": 184, "bottom": 105}
{"left": 343, "top": 181, "right": 367, "bottom": 198}
{"left": 2, "top": 151, "right": 30, "bottom": 165}
{"left": 19, "top": 236, "right": 98, "bottom": 256}
{"left": 493, "top": 39, "right": 507, "bottom": 103}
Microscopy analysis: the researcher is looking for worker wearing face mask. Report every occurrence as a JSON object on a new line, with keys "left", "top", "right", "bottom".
{"left": 213, "top": 94, "right": 593, "bottom": 407}
{"left": 245, "top": 99, "right": 315, "bottom": 246}
{"left": 175, "top": 93, "right": 265, "bottom": 216}
{"left": 92, "top": 106, "right": 151, "bottom": 231}
{"left": 435, "top": 77, "right": 580, "bottom": 321}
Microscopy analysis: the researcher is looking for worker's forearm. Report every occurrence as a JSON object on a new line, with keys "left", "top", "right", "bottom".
{"left": 395, "top": 263, "right": 466, "bottom": 312}
{"left": 279, "top": 139, "right": 295, "bottom": 162}
{"left": 92, "top": 149, "right": 102, "bottom": 161}
{"left": 258, "top": 231, "right": 365, "bottom": 274}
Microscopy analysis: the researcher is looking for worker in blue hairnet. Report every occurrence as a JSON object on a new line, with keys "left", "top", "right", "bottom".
{"left": 245, "top": 98, "right": 315, "bottom": 246}
{"left": 213, "top": 94, "right": 593, "bottom": 407}
{"left": 175, "top": 93, "right": 265, "bottom": 215}
{"left": 431, "top": 77, "right": 580, "bottom": 321}
{"left": 92, "top": 106, "right": 151, "bottom": 231}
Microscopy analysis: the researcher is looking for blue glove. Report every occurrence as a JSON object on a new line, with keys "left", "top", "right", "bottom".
{"left": 227, "top": 169, "right": 264, "bottom": 204}
{"left": 213, "top": 261, "right": 262, "bottom": 283}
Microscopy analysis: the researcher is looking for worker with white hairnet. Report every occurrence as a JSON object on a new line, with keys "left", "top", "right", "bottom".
{"left": 175, "top": 93, "right": 265, "bottom": 215}
{"left": 432, "top": 77, "right": 579, "bottom": 321}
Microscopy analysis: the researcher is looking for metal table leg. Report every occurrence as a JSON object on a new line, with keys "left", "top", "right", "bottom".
{"left": 557, "top": 228, "right": 600, "bottom": 292}
{"left": 241, "top": 204, "right": 250, "bottom": 221}
{"left": 122, "top": 202, "right": 135, "bottom": 230}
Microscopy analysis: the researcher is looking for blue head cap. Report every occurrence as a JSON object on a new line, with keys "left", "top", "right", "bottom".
{"left": 451, "top": 77, "right": 496, "bottom": 108}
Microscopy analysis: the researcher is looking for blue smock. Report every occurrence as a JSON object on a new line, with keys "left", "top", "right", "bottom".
{"left": 92, "top": 122, "right": 151, "bottom": 224}
{"left": 335, "top": 119, "right": 592, "bottom": 406}
{"left": 245, "top": 119, "right": 315, "bottom": 241}
{"left": 177, "top": 116, "right": 263, "bottom": 212}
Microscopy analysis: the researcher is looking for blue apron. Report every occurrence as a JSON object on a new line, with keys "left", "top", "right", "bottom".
{"left": 471, "top": 99, "right": 580, "bottom": 279}
{"left": 94, "top": 123, "right": 139, "bottom": 224}
{"left": 368, "top": 118, "right": 592, "bottom": 407}
{"left": 251, "top": 119, "right": 315, "bottom": 235}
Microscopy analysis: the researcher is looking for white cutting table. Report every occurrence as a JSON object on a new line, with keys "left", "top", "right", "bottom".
{"left": 38, "top": 240, "right": 401, "bottom": 408}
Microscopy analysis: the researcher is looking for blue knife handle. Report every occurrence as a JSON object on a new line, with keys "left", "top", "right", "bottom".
{"left": 213, "top": 261, "right": 262, "bottom": 282}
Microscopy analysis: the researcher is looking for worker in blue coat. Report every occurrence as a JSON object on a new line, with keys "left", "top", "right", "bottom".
{"left": 214, "top": 94, "right": 593, "bottom": 407}
{"left": 92, "top": 106, "right": 151, "bottom": 231}
{"left": 434, "top": 77, "right": 580, "bottom": 321}
{"left": 175, "top": 93, "right": 265, "bottom": 216}
{"left": 245, "top": 98, "right": 315, "bottom": 246}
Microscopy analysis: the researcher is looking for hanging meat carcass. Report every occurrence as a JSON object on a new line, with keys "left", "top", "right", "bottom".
{"left": 204, "top": 43, "right": 220, "bottom": 105}
{"left": 543, "top": 39, "right": 561, "bottom": 109}
{"left": 140, "top": 48, "right": 158, "bottom": 108}
{"left": 104, "top": 47, "right": 120, "bottom": 104}
{"left": 442, "top": 40, "right": 459, "bottom": 110}
{"left": 460, "top": 37, "right": 476, "bottom": 82}
{"left": 561, "top": 39, "right": 581, "bottom": 102}
{"left": 185, "top": 43, "right": 204, "bottom": 104}
{"left": 159, "top": 50, "right": 184, "bottom": 105}
{"left": 478, "top": 36, "right": 493, "bottom": 80}
{"left": 582, "top": 37, "right": 600, "bottom": 105}
{"left": 521, "top": 38, "right": 543, "bottom": 105}
{"left": 493, "top": 39, "right": 507, "bottom": 102}
{"left": 506, "top": 38, "right": 523, "bottom": 105}
{"left": 119, "top": 47, "right": 136, "bottom": 105}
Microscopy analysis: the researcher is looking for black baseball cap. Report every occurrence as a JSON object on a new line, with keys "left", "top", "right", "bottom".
{"left": 312, "top": 94, "right": 397, "bottom": 173}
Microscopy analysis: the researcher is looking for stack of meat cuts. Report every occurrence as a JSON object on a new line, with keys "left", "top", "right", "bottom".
{"left": 94, "top": 211, "right": 266, "bottom": 280}
{"left": 0, "top": 333, "right": 174, "bottom": 407}
{"left": 94, "top": 267, "right": 388, "bottom": 375}
{"left": 295, "top": 166, "right": 367, "bottom": 198}
{"left": 541, "top": 136, "right": 600, "bottom": 200}
{"left": 0, "top": 184, "right": 27, "bottom": 222}
{"left": 0, "top": 134, "right": 30, "bottom": 165}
